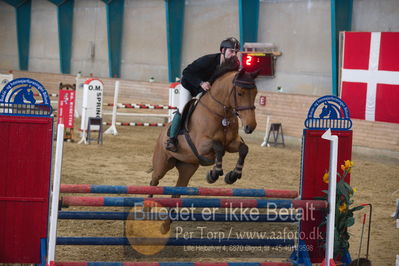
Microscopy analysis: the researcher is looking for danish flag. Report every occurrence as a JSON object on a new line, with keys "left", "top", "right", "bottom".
{"left": 340, "top": 32, "right": 399, "bottom": 123}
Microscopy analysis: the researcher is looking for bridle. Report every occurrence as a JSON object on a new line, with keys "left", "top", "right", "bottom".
{"left": 231, "top": 73, "right": 257, "bottom": 112}
{"left": 198, "top": 72, "right": 256, "bottom": 127}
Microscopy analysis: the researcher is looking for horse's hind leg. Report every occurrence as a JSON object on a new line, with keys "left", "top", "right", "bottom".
{"left": 161, "top": 162, "right": 199, "bottom": 234}
{"left": 149, "top": 148, "right": 176, "bottom": 197}
{"left": 225, "top": 139, "right": 248, "bottom": 184}
{"left": 142, "top": 149, "right": 175, "bottom": 233}
{"left": 206, "top": 141, "right": 225, "bottom": 184}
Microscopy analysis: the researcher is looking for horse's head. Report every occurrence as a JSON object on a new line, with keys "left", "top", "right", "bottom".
{"left": 231, "top": 69, "right": 260, "bottom": 134}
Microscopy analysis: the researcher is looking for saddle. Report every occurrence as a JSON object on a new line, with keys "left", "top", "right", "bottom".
{"left": 178, "top": 95, "right": 202, "bottom": 135}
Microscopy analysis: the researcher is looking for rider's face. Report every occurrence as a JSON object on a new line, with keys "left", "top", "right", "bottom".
{"left": 223, "top": 48, "right": 239, "bottom": 59}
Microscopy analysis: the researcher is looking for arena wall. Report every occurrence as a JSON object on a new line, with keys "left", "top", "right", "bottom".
{"left": 1, "top": 0, "right": 399, "bottom": 96}
{"left": 8, "top": 70, "right": 399, "bottom": 152}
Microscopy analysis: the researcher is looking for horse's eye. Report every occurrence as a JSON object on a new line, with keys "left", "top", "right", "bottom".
{"left": 237, "top": 92, "right": 243, "bottom": 96}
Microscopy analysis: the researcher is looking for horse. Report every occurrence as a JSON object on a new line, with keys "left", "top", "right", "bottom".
{"left": 149, "top": 67, "right": 260, "bottom": 233}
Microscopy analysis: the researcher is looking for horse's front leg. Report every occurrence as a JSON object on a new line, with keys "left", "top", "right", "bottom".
{"left": 206, "top": 141, "right": 225, "bottom": 183}
{"left": 224, "top": 138, "right": 248, "bottom": 184}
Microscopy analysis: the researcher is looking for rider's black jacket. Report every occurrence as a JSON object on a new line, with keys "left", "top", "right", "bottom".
{"left": 181, "top": 53, "right": 221, "bottom": 97}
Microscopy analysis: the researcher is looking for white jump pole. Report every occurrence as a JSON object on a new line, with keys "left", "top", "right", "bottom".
{"left": 104, "top": 80, "right": 120, "bottom": 135}
{"left": 74, "top": 73, "right": 84, "bottom": 118}
{"left": 46, "top": 124, "right": 65, "bottom": 264}
{"left": 261, "top": 115, "right": 271, "bottom": 147}
{"left": 77, "top": 100, "right": 88, "bottom": 144}
{"left": 77, "top": 80, "right": 89, "bottom": 144}
{"left": 321, "top": 128, "right": 338, "bottom": 266}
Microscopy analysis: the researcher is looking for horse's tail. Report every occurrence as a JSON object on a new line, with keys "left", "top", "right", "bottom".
{"left": 146, "top": 167, "right": 154, "bottom": 173}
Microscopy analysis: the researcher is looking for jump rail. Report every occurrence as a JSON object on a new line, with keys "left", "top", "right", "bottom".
{"left": 56, "top": 237, "right": 295, "bottom": 246}
{"left": 103, "top": 103, "right": 176, "bottom": 110}
{"left": 60, "top": 196, "right": 327, "bottom": 209}
{"left": 103, "top": 122, "right": 166, "bottom": 127}
{"left": 60, "top": 184, "right": 299, "bottom": 198}
{"left": 103, "top": 81, "right": 176, "bottom": 135}
{"left": 58, "top": 211, "right": 298, "bottom": 222}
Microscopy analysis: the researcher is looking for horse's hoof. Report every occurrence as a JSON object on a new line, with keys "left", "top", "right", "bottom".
{"left": 160, "top": 221, "right": 171, "bottom": 234}
{"left": 224, "top": 171, "right": 241, "bottom": 184}
{"left": 206, "top": 169, "right": 223, "bottom": 184}
{"left": 206, "top": 171, "right": 218, "bottom": 183}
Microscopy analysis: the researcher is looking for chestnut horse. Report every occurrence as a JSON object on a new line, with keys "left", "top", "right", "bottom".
{"left": 149, "top": 68, "right": 259, "bottom": 232}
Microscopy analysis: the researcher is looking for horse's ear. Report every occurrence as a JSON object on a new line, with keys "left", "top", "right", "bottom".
{"left": 250, "top": 69, "right": 261, "bottom": 79}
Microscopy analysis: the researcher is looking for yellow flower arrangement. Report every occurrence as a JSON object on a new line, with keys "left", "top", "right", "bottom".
{"left": 341, "top": 160, "right": 353, "bottom": 173}
{"left": 322, "top": 172, "right": 329, "bottom": 184}
{"left": 338, "top": 202, "right": 347, "bottom": 213}
{"left": 319, "top": 160, "right": 363, "bottom": 258}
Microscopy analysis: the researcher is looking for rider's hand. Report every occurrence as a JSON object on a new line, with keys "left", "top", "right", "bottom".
{"left": 200, "top": 81, "right": 211, "bottom": 91}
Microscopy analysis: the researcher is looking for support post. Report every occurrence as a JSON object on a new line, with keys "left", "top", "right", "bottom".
{"left": 46, "top": 124, "right": 65, "bottom": 265}
{"left": 102, "top": 0, "right": 125, "bottom": 78}
{"left": 78, "top": 104, "right": 88, "bottom": 144}
{"left": 330, "top": 0, "right": 353, "bottom": 96}
{"left": 261, "top": 115, "right": 271, "bottom": 147}
{"left": 321, "top": 129, "right": 339, "bottom": 266}
{"left": 3, "top": 0, "right": 32, "bottom": 70}
{"left": 238, "top": 0, "right": 259, "bottom": 48}
{"left": 165, "top": 0, "right": 185, "bottom": 82}
{"left": 104, "top": 80, "right": 120, "bottom": 135}
{"left": 48, "top": 0, "right": 74, "bottom": 74}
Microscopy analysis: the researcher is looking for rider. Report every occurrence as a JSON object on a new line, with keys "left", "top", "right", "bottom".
{"left": 165, "top": 37, "right": 240, "bottom": 152}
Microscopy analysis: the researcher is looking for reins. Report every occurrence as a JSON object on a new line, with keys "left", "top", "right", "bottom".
{"left": 198, "top": 72, "right": 256, "bottom": 127}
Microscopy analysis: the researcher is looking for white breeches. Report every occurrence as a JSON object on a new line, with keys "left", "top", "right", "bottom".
{"left": 178, "top": 85, "right": 192, "bottom": 114}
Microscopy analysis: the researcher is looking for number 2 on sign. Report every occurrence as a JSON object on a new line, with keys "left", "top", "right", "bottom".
{"left": 246, "top": 55, "right": 252, "bottom": 66}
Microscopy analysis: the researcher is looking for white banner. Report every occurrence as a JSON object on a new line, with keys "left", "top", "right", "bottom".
{"left": 80, "top": 78, "right": 103, "bottom": 133}
{"left": 0, "top": 74, "right": 13, "bottom": 91}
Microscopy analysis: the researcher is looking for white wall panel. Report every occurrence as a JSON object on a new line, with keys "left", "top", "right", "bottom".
{"left": 0, "top": 2, "right": 18, "bottom": 71}
{"left": 29, "top": 0, "right": 59, "bottom": 74}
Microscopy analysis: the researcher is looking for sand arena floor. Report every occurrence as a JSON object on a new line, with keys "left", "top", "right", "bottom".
{"left": 56, "top": 126, "right": 399, "bottom": 265}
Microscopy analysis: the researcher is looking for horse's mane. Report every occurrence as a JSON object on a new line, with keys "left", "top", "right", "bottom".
{"left": 209, "top": 56, "right": 240, "bottom": 85}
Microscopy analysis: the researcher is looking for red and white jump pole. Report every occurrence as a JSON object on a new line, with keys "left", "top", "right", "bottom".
{"left": 103, "top": 81, "right": 178, "bottom": 135}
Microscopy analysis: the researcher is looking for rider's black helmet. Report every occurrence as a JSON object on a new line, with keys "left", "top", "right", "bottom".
{"left": 220, "top": 37, "right": 240, "bottom": 52}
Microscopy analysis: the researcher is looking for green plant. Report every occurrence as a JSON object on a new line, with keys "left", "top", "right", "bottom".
{"left": 320, "top": 160, "right": 364, "bottom": 258}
